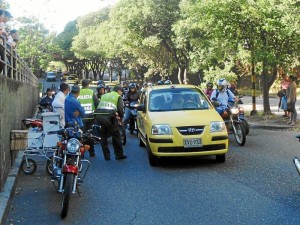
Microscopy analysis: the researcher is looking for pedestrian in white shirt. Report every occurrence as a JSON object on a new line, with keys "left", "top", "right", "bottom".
{"left": 52, "top": 83, "right": 70, "bottom": 128}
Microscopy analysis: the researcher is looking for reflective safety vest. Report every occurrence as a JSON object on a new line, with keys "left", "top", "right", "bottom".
{"left": 96, "top": 91, "right": 119, "bottom": 114}
{"left": 78, "top": 88, "right": 94, "bottom": 114}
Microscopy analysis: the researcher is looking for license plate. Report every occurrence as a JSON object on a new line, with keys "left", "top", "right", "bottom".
{"left": 183, "top": 138, "right": 202, "bottom": 148}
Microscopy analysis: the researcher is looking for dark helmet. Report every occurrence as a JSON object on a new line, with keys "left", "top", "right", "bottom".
{"left": 206, "top": 82, "right": 213, "bottom": 88}
{"left": 128, "top": 83, "right": 137, "bottom": 89}
{"left": 157, "top": 80, "right": 164, "bottom": 85}
{"left": 96, "top": 84, "right": 105, "bottom": 92}
{"left": 164, "top": 80, "right": 172, "bottom": 85}
{"left": 97, "top": 80, "right": 105, "bottom": 86}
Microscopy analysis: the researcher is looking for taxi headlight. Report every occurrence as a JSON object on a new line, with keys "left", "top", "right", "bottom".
{"left": 151, "top": 124, "right": 172, "bottom": 135}
{"left": 66, "top": 138, "right": 81, "bottom": 154}
{"left": 210, "top": 122, "right": 226, "bottom": 133}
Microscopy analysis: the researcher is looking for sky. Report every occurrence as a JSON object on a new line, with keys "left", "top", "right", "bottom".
{"left": 9, "top": 0, "right": 117, "bottom": 33}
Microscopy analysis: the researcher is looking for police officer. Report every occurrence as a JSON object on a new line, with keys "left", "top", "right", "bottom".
{"left": 78, "top": 79, "right": 99, "bottom": 157}
{"left": 94, "top": 85, "right": 127, "bottom": 160}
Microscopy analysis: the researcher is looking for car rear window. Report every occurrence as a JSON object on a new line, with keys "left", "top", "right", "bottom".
{"left": 149, "top": 88, "right": 210, "bottom": 112}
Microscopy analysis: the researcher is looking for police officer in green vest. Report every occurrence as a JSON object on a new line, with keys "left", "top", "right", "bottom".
{"left": 78, "top": 79, "right": 99, "bottom": 157}
{"left": 94, "top": 85, "right": 127, "bottom": 160}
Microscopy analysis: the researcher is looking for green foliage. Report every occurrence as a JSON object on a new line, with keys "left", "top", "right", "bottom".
{"left": 54, "top": 20, "right": 78, "bottom": 60}
{"left": 16, "top": 17, "right": 60, "bottom": 77}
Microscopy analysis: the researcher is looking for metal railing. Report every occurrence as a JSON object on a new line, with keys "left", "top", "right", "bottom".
{"left": 0, "top": 36, "right": 38, "bottom": 86}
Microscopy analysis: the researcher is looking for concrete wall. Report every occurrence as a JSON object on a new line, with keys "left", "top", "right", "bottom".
{"left": 0, "top": 76, "right": 39, "bottom": 190}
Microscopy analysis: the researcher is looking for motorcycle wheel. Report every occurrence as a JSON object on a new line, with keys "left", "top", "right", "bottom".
{"left": 21, "top": 158, "right": 37, "bottom": 175}
{"left": 293, "top": 157, "right": 300, "bottom": 176}
{"left": 232, "top": 122, "right": 246, "bottom": 146}
{"left": 241, "top": 119, "right": 250, "bottom": 135}
{"left": 61, "top": 173, "right": 74, "bottom": 219}
{"left": 46, "top": 157, "right": 53, "bottom": 176}
{"left": 119, "top": 125, "right": 127, "bottom": 145}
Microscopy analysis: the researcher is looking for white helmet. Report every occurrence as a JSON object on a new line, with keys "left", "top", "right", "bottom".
{"left": 217, "top": 78, "right": 227, "bottom": 91}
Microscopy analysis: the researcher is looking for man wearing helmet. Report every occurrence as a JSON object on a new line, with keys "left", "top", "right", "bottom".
{"left": 204, "top": 82, "right": 214, "bottom": 98}
{"left": 124, "top": 83, "right": 140, "bottom": 129}
{"left": 157, "top": 80, "right": 164, "bottom": 85}
{"left": 164, "top": 80, "right": 172, "bottom": 85}
{"left": 96, "top": 84, "right": 106, "bottom": 100}
{"left": 210, "top": 78, "right": 237, "bottom": 106}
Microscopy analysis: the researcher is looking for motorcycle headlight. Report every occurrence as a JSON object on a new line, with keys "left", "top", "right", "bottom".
{"left": 66, "top": 138, "right": 81, "bottom": 154}
{"left": 151, "top": 124, "right": 172, "bottom": 135}
{"left": 231, "top": 108, "right": 239, "bottom": 114}
{"left": 210, "top": 121, "right": 226, "bottom": 133}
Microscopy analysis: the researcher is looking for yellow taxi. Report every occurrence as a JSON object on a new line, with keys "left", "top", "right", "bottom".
{"left": 63, "top": 75, "right": 78, "bottom": 85}
{"left": 137, "top": 84, "right": 228, "bottom": 166}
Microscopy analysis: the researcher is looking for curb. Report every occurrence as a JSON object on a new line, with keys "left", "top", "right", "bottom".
{"left": 249, "top": 123, "right": 295, "bottom": 130}
{"left": 0, "top": 152, "right": 22, "bottom": 225}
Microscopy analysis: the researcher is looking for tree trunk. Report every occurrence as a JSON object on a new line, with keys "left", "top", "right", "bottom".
{"left": 261, "top": 61, "right": 271, "bottom": 114}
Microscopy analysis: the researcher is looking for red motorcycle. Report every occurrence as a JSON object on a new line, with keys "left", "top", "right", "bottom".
{"left": 47, "top": 123, "right": 100, "bottom": 219}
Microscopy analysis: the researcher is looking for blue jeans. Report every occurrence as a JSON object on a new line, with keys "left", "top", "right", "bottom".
{"left": 123, "top": 107, "right": 131, "bottom": 127}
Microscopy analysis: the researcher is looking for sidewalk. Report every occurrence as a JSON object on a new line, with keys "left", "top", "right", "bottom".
{"left": 0, "top": 95, "right": 299, "bottom": 225}
{"left": 0, "top": 153, "right": 22, "bottom": 225}
{"left": 241, "top": 95, "right": 300, "bottom": 130}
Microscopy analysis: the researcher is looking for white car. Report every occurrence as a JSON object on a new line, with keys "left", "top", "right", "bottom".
{"left": 46, "top": 72, "right": 56, "bottom": 82}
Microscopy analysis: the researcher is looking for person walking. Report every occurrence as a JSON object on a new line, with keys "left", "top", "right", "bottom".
{"left": 286, "top": 75, "right": 297, "bottom": 126}
{"left": 77, "top": 79, "right": 99, "bottom": 157}
{"left": 280, "top": 73, "right": 290, "bottom": 118}
{"left": 94, "top": 85, "right": 127, "bottom": 161}
{"left": 52, "top": 83, "right": 70, "bottom": 128}
{"left": 65, "top": 85, "right": 85, "bottom": 127}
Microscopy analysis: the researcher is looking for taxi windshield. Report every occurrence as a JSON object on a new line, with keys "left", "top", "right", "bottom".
{"left": 149, "top": 88, "right": 210, "bottom": 112}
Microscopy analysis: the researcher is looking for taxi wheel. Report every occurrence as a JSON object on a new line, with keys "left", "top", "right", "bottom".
{"left": 138, "top": 131, "right": 145, "bottom": 147}
{"left": 146, "top": 139, "right": 159, "bottom": 166}
{"left": 216, "top": 154, "right": 225, "bottom": 163}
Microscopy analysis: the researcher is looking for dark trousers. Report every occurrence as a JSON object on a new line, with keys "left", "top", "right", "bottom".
{"left": 82, "top": 118, "right": 95, "bottom": 156}
{"left": 95, "top": 115, "right": 124, "bottom": 159}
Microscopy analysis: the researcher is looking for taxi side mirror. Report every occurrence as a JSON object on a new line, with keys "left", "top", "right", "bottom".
{"left": 137, "top": 104, "right": 146, "bottom": 113}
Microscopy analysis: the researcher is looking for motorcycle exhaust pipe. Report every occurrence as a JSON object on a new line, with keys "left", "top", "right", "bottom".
{"left": 293, "top": 157, "right": 300, "bottom": 176}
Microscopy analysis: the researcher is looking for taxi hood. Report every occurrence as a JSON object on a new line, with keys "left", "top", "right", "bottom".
{"left": 148, "top": 109, "right": 221, "bottom": 127}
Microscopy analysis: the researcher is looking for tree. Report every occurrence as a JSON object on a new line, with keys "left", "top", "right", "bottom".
{"left": 178, "top": 0, "right": 300, "bottom": 113}
{"left": 16, "top": 17, "right": 60, "bottom": 77}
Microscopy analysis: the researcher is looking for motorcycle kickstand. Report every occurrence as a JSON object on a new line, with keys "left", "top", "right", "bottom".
{"left": 76, "top": 186, "right": 82, "bottom": 197}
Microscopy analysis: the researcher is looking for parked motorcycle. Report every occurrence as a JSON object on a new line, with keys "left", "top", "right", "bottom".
{"left": 212, "top": 98, "right": 246, "bottom": 146}
{"left": 35, "top": 102, "right": 52, "bottom": 119}
{"left": 47, "top": 123, "right": 100, "bottom": 219}
{"left": 22, "top": 118, "right": 43, "bottom": 129}
{"left": 124, "top": 101, "right": 139, "bottom": 134}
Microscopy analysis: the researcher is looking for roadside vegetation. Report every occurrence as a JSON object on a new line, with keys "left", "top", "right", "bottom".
{"left": 4, "top": 0, "right": 300, "bottom": 113}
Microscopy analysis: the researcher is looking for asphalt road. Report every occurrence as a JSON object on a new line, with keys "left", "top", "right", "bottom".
{"left": 5, "top": 128, "right": 300, "bottom": 225}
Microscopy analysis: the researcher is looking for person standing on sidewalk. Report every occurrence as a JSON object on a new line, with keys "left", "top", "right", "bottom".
{"left": 286, "top": 75, "right": 297, "bottom": 126}
{"left": 280, "top": 73, "right": 290, "bottom": 118}
{"left": 77, "top": 79, "right": 99, "bottom": 157}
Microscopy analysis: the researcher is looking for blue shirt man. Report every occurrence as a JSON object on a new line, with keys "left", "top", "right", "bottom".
{"left": 65, "top": 85, "right": 85, "bottom": 128}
